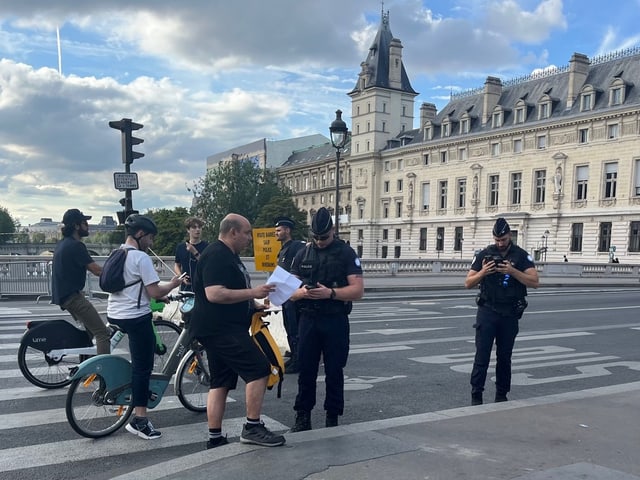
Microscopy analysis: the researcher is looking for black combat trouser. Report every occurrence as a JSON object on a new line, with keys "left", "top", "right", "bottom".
{"left": 470, "top": 305, "right": 519, "bottom": 396}
{"left": 294, "top": 310, "right": 350, "bottom": 416}
{"left": 282, "top": 300, "right": 299, "bottom": 359}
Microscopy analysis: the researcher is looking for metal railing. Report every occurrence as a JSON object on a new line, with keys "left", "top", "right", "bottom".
{"left": 1, "top": 255, "right": 638, "bottom": 300}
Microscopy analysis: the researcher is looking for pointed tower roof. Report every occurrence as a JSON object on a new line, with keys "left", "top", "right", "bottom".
{"left": 350, "top": 11, "right": 417, "bottom": 94}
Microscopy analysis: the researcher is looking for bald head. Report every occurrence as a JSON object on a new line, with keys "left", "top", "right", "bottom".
{"left": 219, "top": 213, "right": 252, "bottom": 253}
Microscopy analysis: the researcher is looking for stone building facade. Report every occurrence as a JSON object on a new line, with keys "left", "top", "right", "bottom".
{"left": 279, "top": 12, "right": 640, "bottom": 263}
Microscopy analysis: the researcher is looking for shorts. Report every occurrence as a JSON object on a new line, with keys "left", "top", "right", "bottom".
{"left": 197, "top": 331, "right": 271, "bottom": 390}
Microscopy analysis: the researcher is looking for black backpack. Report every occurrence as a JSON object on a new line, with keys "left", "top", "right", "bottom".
{"left": 99, "top": 248, "right": 143, "bottom": 307}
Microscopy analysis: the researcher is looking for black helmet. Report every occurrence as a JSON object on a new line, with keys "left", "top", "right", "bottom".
{"left": 125, "top": 214, "right": 158, "bottom": 235}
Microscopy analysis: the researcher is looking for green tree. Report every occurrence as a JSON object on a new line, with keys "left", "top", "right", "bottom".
{"left": 254, "top": 194, "right": 309, "bottom": 241}
{"left": 190, "top": 159, "right": 282, "bottom": 239}
{"left": 0, "top": 206, "right": 18, "bottom": 244}
{"left": 146, "top": 207, "right": 190, "bottom": 256}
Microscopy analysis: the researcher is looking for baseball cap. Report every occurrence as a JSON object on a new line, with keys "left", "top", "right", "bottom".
{"left": 62, "top": 209, "right": 91, "bottom": 226}
{"left": 493, "top": 217, "right": 511, "bottom": 237}
{"left": 311, "top": 207, "right": 333, "bottom": 235}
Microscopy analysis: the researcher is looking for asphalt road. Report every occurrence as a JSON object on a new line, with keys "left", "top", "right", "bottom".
{"left": 1, "top": 286, "right": 640, "bottom": 480}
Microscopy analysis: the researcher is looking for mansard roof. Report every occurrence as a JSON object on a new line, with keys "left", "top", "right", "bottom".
{"left": 280, "top": 141, "right": 352, "bottom": 169}
{"left": 392, "top": 47, "right": 640, "bottom": 149}
{"left": 350, "top": 11, "right": 417, "bottom": 95}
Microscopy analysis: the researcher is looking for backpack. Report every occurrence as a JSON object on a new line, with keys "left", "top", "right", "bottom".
{"left": 250, "top": 312, "right": 285, "bottom": 398}
{"left": 99, "top": 248, "right": 143, "bottom": 307}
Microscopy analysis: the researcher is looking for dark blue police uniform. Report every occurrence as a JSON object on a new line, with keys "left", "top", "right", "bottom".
{"left": 470, "top": 243, "right": 534, "bottom": 400}
{"left": 290, "top": 238, "right": 362, "bottom": 418}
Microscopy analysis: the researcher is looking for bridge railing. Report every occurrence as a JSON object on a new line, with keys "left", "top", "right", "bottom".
{"left": 1, "top": 255, "right": 639, "bottom": 299}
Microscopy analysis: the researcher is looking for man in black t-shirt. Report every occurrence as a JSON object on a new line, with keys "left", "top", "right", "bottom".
{"left": 51, "top": 209, "right": 110, "bottom": 354}
{"left": 191, "top": 213, "right": 285, "bottom": 449}
{"left": 173, "top": 216, "right": 208, "bottom": 292}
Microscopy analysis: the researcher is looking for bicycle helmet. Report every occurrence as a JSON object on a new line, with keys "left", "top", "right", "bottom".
{"left": 125, "top": 214, "right": 158, "bottom": 236}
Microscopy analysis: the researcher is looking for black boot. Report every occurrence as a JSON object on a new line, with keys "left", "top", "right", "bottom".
{"left": 471, "top": 393, "right": 483, "bottom": 406}
{"left": 325, "top": 413, "right": 338, "bottom": 428}
{"left": 495, "top": 393, "right": 508, "bottom": 403}
{"left": 290, "top": 410, "right": 311, "bottom": 432}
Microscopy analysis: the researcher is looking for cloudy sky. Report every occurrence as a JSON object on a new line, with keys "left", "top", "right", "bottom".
{"left": 1, "top": 0, "right": 639, "bottom": 227}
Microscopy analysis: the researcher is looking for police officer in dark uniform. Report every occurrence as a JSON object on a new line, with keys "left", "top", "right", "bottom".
{"left": 464, "top": 217, "right": 539, "bottom": 406}
{"left": 289, "top": 207, "right": 364, "bottom": 431}
{"left": 274, "top": 216, "right": 305, "bottom": 374}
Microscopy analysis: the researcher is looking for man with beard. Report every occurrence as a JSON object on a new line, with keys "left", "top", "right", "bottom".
{"left": 51, "top": 209, "right": 111, "bottom": 354}
{"left": 464, "top": 217, "right": 539, "bottom": 406}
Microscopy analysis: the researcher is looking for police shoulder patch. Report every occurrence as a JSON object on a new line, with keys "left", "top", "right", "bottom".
{"left": 527, "top": 255, "right": 533, "bottom": 262}
{"left": 355, "top": 258, "right": 361, "bottom": 267}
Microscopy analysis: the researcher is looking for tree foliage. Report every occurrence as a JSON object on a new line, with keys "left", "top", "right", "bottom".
{"left": 190, "top": 159, "right": 282, "bottom": 239}
{"left": 146, "top": 206, "right": 190, "bottom": 256}
{"left": 0, "top": 206, "right": 17, "bottom": 244}
{"left": 254, "top": 194, "right": 309, "bottom": 241}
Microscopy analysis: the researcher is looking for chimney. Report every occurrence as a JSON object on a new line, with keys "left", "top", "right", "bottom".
{"left": 389, "top": 38, "right": 403, "bottom": 89}
{"left": 482, "top": 76, "right": 502, "bottom": 125}
{"left": 566, "top": 53, "right": 589, "bottom": 109}
{"left": 420, "top": 102, "right": 437, "bottom": 127}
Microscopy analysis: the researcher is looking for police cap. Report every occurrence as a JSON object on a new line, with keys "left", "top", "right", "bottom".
{"left": 493, "top": 217, "right": 511, "bottom": 237}
{"left": 311, "top": 207, "right": 333, "bottom": 235}
{"left": 274, "top": 216, "right": 295, "bottom": 229}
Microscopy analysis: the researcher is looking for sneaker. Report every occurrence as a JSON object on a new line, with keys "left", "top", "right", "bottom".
{"left": 125, "top": 418, "right": 162, "bottom": 440}
{"left": 206, "top": 436, "right": 229, "bottom": 449}
{"left": 240, "top": 422, "right": 285, "bottom": 447}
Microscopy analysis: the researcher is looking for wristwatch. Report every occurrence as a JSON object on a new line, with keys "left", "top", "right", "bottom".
{"left": 330, "top": 288, "right": 336, "bottom": 300}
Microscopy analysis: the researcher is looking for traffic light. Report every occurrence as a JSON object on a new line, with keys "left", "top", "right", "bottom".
{"left": 109, "top": 118, "right": 144, "bottom": 164}
{"left": 116, "top": 198, "right": 138, "bottom": 225}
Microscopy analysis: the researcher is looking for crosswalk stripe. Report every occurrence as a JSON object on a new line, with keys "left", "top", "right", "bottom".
{"left": 0, "top": 416, "right": 288, "bottom": 472}
{"left": 0, "top": 394, "right": 238, "bottom": 430}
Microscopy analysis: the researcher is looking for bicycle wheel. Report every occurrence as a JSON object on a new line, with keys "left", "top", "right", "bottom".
{"left": 175, "top": 347, "right": 210, "bottom": 412}
{"left": 66, "top": 372, "right": 134, "bottom": 438}
{"left": 17, "top": 341, "right": 77, "bottom": 389}
{"left": 152, "top": 319, "right": 181, "bottom": 372}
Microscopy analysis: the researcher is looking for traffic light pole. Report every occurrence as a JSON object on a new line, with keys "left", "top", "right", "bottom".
{"left": 109, "top": 118, "right": 144, "bottom": 224}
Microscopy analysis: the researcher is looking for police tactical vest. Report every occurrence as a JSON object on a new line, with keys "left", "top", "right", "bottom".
{"left": 479, "top": 245, "right": 527, "bottom": 305}
{"left": 298, "top": 240, "right": 350, "bottom": 314}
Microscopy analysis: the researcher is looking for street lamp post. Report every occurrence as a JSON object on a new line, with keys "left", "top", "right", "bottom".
{"left": 329, "top": 109, "right": 348, "bottom": 237}
{"left": 542, "top": 230, "right": 550, "bottom": 262}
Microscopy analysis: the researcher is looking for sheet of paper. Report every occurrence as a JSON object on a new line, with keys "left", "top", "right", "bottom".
{"left": 266, "top": 266, "right": 302, "bottom": 306}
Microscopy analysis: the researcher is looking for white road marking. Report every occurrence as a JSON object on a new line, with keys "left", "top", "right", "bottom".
{"left": 353, "top": 327, "right": 452, "bottom": 336}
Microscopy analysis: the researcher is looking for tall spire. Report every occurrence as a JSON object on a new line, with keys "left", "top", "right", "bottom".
{"left": 350, "top": 10, "right": 416, "bottom": 94}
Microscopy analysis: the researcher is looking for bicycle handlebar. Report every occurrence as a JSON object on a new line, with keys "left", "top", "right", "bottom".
{"left": 166, "top": 291, "right": 195, "bottom": 302}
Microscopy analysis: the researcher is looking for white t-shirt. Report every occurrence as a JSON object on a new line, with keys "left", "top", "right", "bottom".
{"left": 106, "top": 246, "right": 160, "bottom": 319}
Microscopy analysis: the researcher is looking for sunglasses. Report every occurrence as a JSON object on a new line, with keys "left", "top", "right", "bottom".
{"left": 313, "top": 233, "right": 331, "bottom": 241}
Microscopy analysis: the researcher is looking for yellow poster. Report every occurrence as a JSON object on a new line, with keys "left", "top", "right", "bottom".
{"left": 252, "top": 227, "right": 280, "bottom": 272}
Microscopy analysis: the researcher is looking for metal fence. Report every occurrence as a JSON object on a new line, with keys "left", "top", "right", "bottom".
{"left": 0, "top": 260, "right": 52, "bottom": 301}
{"left": 1, "top": 255, "right": 639, "bottom": 300}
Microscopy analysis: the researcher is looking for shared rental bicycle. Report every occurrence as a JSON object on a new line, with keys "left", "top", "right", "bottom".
{"left": 18, "top": 312, "right": 181, "bottom": 389}
{"left": 65, "top": 291, "right": 211, "bottom": 438}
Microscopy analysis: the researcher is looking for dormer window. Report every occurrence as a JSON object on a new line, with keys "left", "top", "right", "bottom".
{"left": 581, "top": 93, "right": 592, "bottom": 111}
{"left": 424, "top": 122, "right": 433, "bottom": 141}
{"left": 513, "top": 99, "right": 527, "bottom": 124}
{"left": 609, "top": 78, "right": 628, "bottom": 106}
{"left": 492, "top": 110, "right": 503, "bottom": 128}
{"left": 441, "top": 120, "right": 451, "bottom": 138}
{"left": 538, "top": 101, "right": 551, "bottom": 119}
{"left": 460, "top": 117, "right": 469, "bottom": 134}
